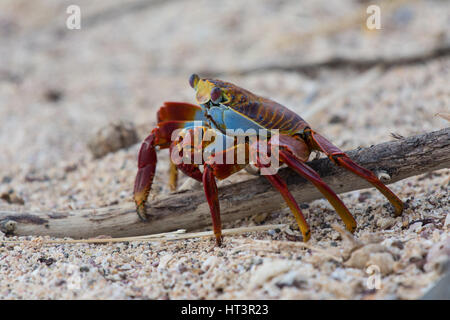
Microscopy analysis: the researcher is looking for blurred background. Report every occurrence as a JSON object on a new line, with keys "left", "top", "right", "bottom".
{"left": 0, "top": 0, "right": 449, "bottom": 210}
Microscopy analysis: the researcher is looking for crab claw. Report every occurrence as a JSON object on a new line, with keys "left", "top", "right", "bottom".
{"left": 134, "top": 130, "right": 158, "bottom": 220}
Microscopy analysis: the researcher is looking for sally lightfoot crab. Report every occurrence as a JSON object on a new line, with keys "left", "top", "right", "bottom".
{"left": 134, "top": 74, "right": 404, "bottom": 245}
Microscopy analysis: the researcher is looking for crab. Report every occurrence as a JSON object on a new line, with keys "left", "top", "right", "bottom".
{"left": 134, "top": 74, "right": 404, "bottom": 245}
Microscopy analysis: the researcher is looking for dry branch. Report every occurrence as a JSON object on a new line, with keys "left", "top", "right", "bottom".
{"left": 1, "top": 127, "right": 449, "bottom": 239}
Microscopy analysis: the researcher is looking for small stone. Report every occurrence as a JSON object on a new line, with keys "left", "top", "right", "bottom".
{"left": 44, "top": 88, "right": 63, "bottom": 102}
{"left": 358, "top": 192, "right": 371, "bottom": 203}
{"left": 367, "top": 252, "right": 395, "bottom": 275}
{"left": 253, "top": 212, "right": 269, "bottom": 224}
{"left": 119, "top": 264, "right": 132, "bottom": 271}
{"left": 275, "top": 271, "right": 307, "bottom": 289}
{"left": 0, "top": 220, "right": 17, "bottom": 234}
{"left": 157, "top": 254, "right": 173, "bottom": 270}
{"left": 249, "top": 260, "right": 294, "bottom": 289}
{"left": 299, "top": 203, "right": 309, "bottom": 209}
{"left": 1, "top": 176, "right": 12, "bottom": 184}
{"left": 38, "top": 257, "right": 55, "bottom": 266}
{"left": 345, "top": 244, "right": 390, "bottom": 269}
{"left": 376, "top": 217, "right": 395, "bottom": 230}
{"left": 391, "top": 240, "right": 404, "bottom": 250}
{"left": 87, "top": 121, "right": 139, "bottom": 158}
{"left": 409, "top": 222, "right": 423, "bottom": 233}
{"left": 328, "top": 114, "right": 346, "bottom": 124}
{"left": 80, "top": 266, "right": 90, "bottom": 272}
{"left": 176, "top": 263, "right": 188, "bottom": 274}
{"left": 24, "top": 172, "right": 50, "bottom": 182}
{"left": 64, "top": 163, "right": 78, "bottom": 173}
{"left": 0, "top": 190, "right": 25, "bottom": 205}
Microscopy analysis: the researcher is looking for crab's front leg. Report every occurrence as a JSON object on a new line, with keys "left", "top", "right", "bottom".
{"left": 134, "top": 121, "right": 191, "bottom": 220}
{"left": 170, "top": 129, "right": 247, "bottom": 246}
{"left": 134, "top": 128, "right": 159, "bottom": 220}
{"left": 202, "top": 144, "right": 249, "bottom": 245}
{"left": 134, "top": 101, "right": 207, "bottom": 220}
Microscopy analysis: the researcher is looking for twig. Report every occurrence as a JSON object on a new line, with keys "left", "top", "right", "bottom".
{"left": 0, "top": 127, "right": 449, "bottom": 239}
{"left": 0, "top": 224, "right": 286, "bottom": 245}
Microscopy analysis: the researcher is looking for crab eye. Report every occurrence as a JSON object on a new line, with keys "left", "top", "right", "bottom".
{"left": 189, "top": 74, "right": 200, "bottom": 89}
{"left": 210, "top": 87, "right": 222, "bottom": 103}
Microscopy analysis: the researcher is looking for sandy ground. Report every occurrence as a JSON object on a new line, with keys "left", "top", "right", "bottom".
{"left": 0, "top": 0, "right": 449, "bottom": 299}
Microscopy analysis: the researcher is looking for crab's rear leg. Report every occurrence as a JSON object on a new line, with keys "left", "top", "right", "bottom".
{"left": 249, "top": 140, "right": 311, "bottom": 241}
{"left": 269, "top": 134, "right": 357, "bottom": 233}
{"left": 305, "top": 129, "right": 404, "bottom": 216}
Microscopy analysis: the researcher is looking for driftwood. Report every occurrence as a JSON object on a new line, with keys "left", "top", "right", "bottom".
{"left": 0, "top": 127, "right": 449, "bottom": 239}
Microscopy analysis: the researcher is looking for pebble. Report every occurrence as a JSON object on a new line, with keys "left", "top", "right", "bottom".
{"left": 345, "top": 244, "right": 391, "bottom": 270}
{"left": 376, "top": 217, "right": 396, "bottom": 230}
{"left": 249, "top": 260, "right": 295, "bottom": 289}
{"left": 0, "top": 190, "right": 25, "bottom": 205}
{"left": 87, "top": 121, "right": 139, "bottom": 159}
{"left": 157, "top": 254, "right": 173, "bottom": 270}
{"left": 367, "top": 252, "right": 395, "bottom": 275}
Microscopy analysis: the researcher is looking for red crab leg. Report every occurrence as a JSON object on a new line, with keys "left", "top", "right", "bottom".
{"left": 157, "top": 101, "right": 205, "bottom": 122}
{"left": 134, "top": 120, "right": 198, "bottom": 220}
{"left": 270, "top": 135, "right": 357, "bottom": 233}
{"left": 264, "top": 173, "right": 311, "bottom": 241}
{"left": 157, "top": 102, "right": 206, "bottom": 191}
{"left": 249, "top": 139, "right": 311, "bottom": 241}
{"left": 169, "top": 138, "right": 203, "bottom": 182}
{"left": 202, "top": 145, "right": 249, "bottom": 246}
{"left": 306, "top": 129, "right": 404, "bottom": 216}
{"left": 168, "top": 161, "right": 178, "bottom": 191}
{"left": 203, "top": 164, "right": 222, "bottom": 246}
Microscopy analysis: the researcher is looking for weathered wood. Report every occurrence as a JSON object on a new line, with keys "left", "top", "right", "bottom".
{"left": 1, "top": 127, "right": 449, "bottom": 239}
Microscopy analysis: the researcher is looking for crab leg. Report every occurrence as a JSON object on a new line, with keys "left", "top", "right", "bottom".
{"left": 156, "top": 102, "right": 207, "bottom": 191}
{"left": 306, "top": 129, "right": 404, "bottom": 216}
{"left": 280, "top": 149, "right": 357, "bottom": 233}
{"left": 269, "top": 134, "right": 357, "bottom": 233}
{"left": 134, "top": 120, "right": 202, "bottom": 220}
{"left": 249, "top": 139, "right": 311, "bottom": 241}
{"left": 169, "top": 131, "right": 204, "bottom": 182}
{"left": 168, "top": 161, "right": 178, "bottom": 191}
{"left": 203, "top": 164, "right": 222, "bottom": 245}
{"left": 157, "top": 101, "right": 206, "bottom": 122}
{"left": 263, "top": 173, "right": 311, "bottom": 241}
{"left": 202, "top": 145, "right": 248, "bottom": 245}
